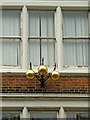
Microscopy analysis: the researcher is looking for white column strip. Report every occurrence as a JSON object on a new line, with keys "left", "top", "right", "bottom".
{"left": 21, "top": 107, "right": 29, "bottom": 118}
{"left": 88, "top": 11, "right": 90, "bottom": 36}
{"left": 88, "top": 11, "right": 90, "bottom": 68}
{"left": 21, "top": 6, "right": 29, "bottom": 70}
{"left": 56, "top": 6, "right": 63, "bottom": 71}
{"left": 58, "top": 107, "right": 65, "bottom": 119}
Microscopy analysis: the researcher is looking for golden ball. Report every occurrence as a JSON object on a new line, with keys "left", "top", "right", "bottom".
{"left": 26, "top": 70, "right": 35, "bottom": 79}
{"left": 51, "top": 71, "right": 60, "bottom": 80}
{"left": 38, "top": 65, "right": 48, "bottom": 75}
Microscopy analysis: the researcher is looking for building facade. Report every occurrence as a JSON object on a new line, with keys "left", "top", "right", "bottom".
{"left": 0, "top": 0, "right": 90, "bottom": 119}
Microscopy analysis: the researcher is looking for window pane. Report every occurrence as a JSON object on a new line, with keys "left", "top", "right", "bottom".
{"left": 29, "top": 39, "right": 55, "bottom": 66}
{"left": 29, "top": 11, "right": 55, "bottom": 66}
{"left": 1, "top": 113, "right": 20, "bottom": 120}
{"left": 29, "top": 39, "right": 40, "bottom": 66}
{"left": 0, "top": 39, "right": 21, "bottom": 66}
{"left": 63, "top": 39, "right": 89, "bottom": 66}
{"left": 30, "top": 113, "right": 57, "bottom": 120}
{"left": 63, "top": 12, "right": 89, "bottom": 66}
{"left": 0, "top": 11, "right": 20, "bottom": 36}
{"left": 67, "top": 113, "right": 89, "bottom": 120}
{"left": 41, "top": 39, "right": 55, "bottom": 66}
{"left": 29, "top": 11, "right": 55, "bottom": 37}
{"left": 63, "top": 12, "right": 88, "bottom": 37}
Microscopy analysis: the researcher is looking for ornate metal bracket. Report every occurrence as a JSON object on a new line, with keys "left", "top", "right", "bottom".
{"left": 26, "top": 58, "right": 60, "bottom": 88}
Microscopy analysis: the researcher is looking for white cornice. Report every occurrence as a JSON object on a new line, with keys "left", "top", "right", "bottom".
{"left": 1, "top": 94, "right": 89, "bottom": 111}
{"left": 1, "top": 93, "right": 89, "bottom": 101}
{"left": 0, "top": 1, "right": 89, "bottom": 8}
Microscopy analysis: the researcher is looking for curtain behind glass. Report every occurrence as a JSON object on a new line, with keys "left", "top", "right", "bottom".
{"left": 1, "top": 39, "right": 21, "bottom": 66}
{"left": 63, "top": 12, "right": 88, "bottom": 66}
{"left": 0, "top": 11, "right": 21, "bottom": 66}
{"left": 29, "top": 12, "right": 55, "bottom": 66}
{"left": 1, "top": 11, "right": 20, "bottom": 36}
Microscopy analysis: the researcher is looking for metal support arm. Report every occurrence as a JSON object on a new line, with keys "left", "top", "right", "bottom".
{"left": 35, "top": 73, "right": 50, "bottom": 88}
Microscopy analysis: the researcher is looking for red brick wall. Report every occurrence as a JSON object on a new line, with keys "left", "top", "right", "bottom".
{"left": 1, "top": 74, "right": 89, "bottom": 94}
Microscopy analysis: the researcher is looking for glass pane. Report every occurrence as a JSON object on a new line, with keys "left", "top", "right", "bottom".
{"left": 63, "top": 39, "right": 89, "bottom": 66}
{"left": 0, "top": 10, "right": 21, "bottom": 36}
{"left": 29, "top": 39, "right": 55, "bottom": 66}
{"left": 67, "top": 113, "right": 90, "bottom": 120}
{"left": 1, "top": 113, "right": 20, "bottom": 120}
{"left": 63, "top": 12, "right": 89, "bottom": 67}
{"left": 63, "top": 12, "right": 88, "bottom": 37}
{"left": 30, "top": 113, "right": 57, "bottom": 120}
{"left": 29, "top": 39, "right": 40, "bottom": 66}
{"left": 41, "top": 39, "right": 55, "bottom": 66}
{"left": 29, "top": 11, "right": 55, "bottom": 37}
{"left": 0, "top": 39, "right": 21, "bottom": 66}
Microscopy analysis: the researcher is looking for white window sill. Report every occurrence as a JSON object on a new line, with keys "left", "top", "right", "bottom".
{"left": 0, "top": 66, "right": 89, "bottom": 74}
{"left": 0, "top": 65, "right": 54, "bottom": 74}
{"left": 61, "top": 66, "right": 89, "bottom": 73}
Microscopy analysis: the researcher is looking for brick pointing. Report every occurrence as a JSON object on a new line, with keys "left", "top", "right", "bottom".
{"left": 1, "top": 74, "right": 89, "bottom": 94}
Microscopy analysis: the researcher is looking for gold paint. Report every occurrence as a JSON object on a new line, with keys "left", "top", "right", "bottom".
{"left": 38, "top": 65, "right": 48, "bottom": 75}
{"left": 26, "top": 70, "right": 35, "bottom": 79}
{"left": 51, "top": 71, "right": 60, "bottom": 80}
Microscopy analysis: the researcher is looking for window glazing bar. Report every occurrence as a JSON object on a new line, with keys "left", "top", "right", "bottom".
{"left": 28, "top": 36, "right": 56, "bottom": 39}
{"left": 63, "top": 37, "right": 89, "bottom": 39}
{"left": 40, "top": 16, "right": 41, "bottom": 65}
{"left": 0, "top": 36, "right": 21, "bottom": 39}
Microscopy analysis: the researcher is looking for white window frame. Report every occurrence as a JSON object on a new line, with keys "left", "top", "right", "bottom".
{"left": 0, "top": 1, "right": 89, "bottom": 73}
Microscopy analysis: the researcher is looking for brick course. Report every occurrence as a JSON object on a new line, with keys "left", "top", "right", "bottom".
{"left": 1, "top": 74, "right": 89, "bottom": 94}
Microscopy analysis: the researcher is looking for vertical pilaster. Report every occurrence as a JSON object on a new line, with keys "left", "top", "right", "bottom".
{"left": 57, "top": 107, "right": 65, "bottom": 119}
{"left": 56, "top": 6, "right": 63, "bottom": 71}
{"left": 21, "top": 6, "right": 29, "bottom": 70}
{"left": 21, "top": 107, "right": 29, "bottom": 118}
{"left": 89, "top": 12, "right": 90, "bottom": 35}
{"left": 88, "top": 11, "right": 90, "bottom": 68}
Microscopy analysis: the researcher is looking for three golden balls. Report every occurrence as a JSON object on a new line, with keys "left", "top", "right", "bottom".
{"left": 26, "top": 65, "right": 60, "bottom": 80}
{"left": 26, "top": 70, "right": 35, "bottom": 79}
{"left": 38, "top": 65, "right": 48, "bottom": 75}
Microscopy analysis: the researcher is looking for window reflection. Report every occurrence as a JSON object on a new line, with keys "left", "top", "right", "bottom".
{"left": 1, "top": 113, "right": 20, "bottom": 120}
{"left": 30, "top": 113, "right": 57, "bottom": 120}
{"left": 67, "top": 113, "right": 90, "bottom": 120}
